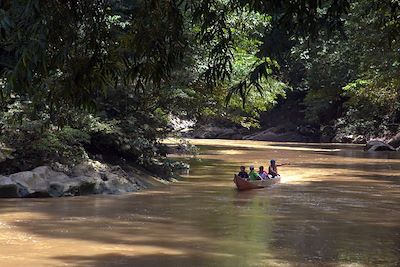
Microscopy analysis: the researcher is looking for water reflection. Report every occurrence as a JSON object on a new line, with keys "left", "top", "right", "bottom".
{"left": 0, "top": 139, "right": 399, "bottom": 266}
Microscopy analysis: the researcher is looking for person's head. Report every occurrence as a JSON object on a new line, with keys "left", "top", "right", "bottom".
{"left": 240, "top": 166, "right": 246, "bottom": 172}
{"left": 270, "top": 159, "right": 276, "bottom": 166}
{"left": 259, "top": 166, "right": 264, "bottom": 172}
{"left": 249, "top": 165, "right": 254, "bottom": 171}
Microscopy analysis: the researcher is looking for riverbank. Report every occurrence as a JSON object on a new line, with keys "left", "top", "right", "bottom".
{"left": 183, "top": 124, "right": 318, "bottom": 142}
{"left": 0, "top": 159, "right": 175, "bottom": 198}
{"left": 183, "top": 123, "right": 400, "bottom": 150}
{"left": 3, "top": 135, "right": 398, "bottom": 199}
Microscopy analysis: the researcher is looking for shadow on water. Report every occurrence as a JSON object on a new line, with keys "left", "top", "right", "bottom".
{"left": 0, "top": 141, "right": 400, "bottom": 266}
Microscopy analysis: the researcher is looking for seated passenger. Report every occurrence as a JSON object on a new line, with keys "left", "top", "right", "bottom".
{"left": 249, "top": 165, "right": 261, "bottom": 181}
{"left": 258, "top": 166, "right": 269, "bottom": 180}
{"left": 237, "top": 166, "right": 249, "bottom": 179}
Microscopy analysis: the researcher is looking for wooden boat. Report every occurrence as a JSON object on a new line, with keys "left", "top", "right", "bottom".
{"left": 233, "top": 174, "right": 280, "bottom": 191}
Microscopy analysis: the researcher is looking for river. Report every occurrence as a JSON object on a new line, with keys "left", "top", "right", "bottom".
{"left": 0, "top": 139, "right": 399, "bottom": 266}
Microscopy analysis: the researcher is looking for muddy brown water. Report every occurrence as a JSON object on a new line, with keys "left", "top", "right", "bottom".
{"left": 0, "top": 139, "right": 399, "bottom": 267}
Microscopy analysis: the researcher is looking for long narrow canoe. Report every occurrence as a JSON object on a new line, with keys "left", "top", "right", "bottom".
{"left": 233, "top": 174, "right": 280, "bottom": 191}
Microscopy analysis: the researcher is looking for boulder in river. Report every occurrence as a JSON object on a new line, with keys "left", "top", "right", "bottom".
{"left": 365, "top": 140, "right": 396, "bottom": 152}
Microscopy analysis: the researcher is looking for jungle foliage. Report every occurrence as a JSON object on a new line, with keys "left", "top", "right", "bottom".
{"left": 0, "top": 0, "right": 398, "bottom": 172}
{"left": 291, "top": 0, "right": 400, "bottom": 139}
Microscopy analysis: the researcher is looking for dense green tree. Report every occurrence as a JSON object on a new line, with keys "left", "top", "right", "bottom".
{"left": 290, "top": 0, "right": 400, "bottom": 138}
{"left": 1, "top": 0, "right": 397, "bottom": 173}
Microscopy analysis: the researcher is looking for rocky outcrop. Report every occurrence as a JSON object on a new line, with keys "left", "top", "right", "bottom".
{"left": 244, "top": 130, "right": 303, "bottom": 142}
{"left": 183, "top": 125, "right": 247, "bottom": 139}
{"left": 243, "top": 124, "right": 316, "bottom": 142}
{"left": 0, "top": 160, "right": 142, "bottom": 198}
{"left": 365, "top": 140, "right": 396, "bottom": 152}
{"left": 186, "top": 123, "right": 320, "bottom": 142}
{"left": 9, "top": 170, "right": 50, "bottom": 197}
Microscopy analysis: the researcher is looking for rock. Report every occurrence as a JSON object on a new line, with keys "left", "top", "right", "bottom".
{"left": 243, "top": 128, "right": 307, "bottom": 142}
{"left": 0, "top": 160, "right": 144, "bottom": 198}
{"left": 32, "top": 166, "right": 52, "bottom": 179}
{"left": 50, "top": 173, "right": 70, "bottom": 182}
{"left": 388, "top": 133, "right": 400, "bottom": 148}
{"left": 66, "top": 161, "right": 139, "bottom": 195}
{"left": 51, "top": 162, "right": 71, "bottom": 175}
{"left": 71, "top": 162, "right": 96, "bottom": 177}
{"left": 231, "top": 134, "right": 243, "bottom": 139}
{"left": 0, "top": 184, "right": 20, "bottom": 198}
{"left": 365, "top": 140, "right": 396, "bottom": 152}
{"left": 243, "top": 130, "right": 277, "bottom": 140}
{"left": 297, "top": 125, "right": 318, "bottom": 137}
{"left": 63, "top": 176, "right": 99, "bottom": 196}
{"left": 9, "top": 171, "right": 49, "bottom": 197}
{"left": 332, "top": 133, "right": 355, "bottom": 143}
{"left": 63, "top": 180, "right": 83, "bottom": 197}
{"left": 342, "top": 135, "right": 354, "bottom": 143}
{"left": 77, "top": 176, "right": 99, "bottom": 195}
{"left": 184, "top": 124, "right": 247, "bottom": 140}
{"left": 0, "top": 175, "right": 30, "bottom": 198}
{"left": 353, "top": 135, "right": 366, "bottom": 144}
{"left": 46, "top": 172, "right": 71, "bottom": 197}
{"left": 32, "top": 166, "right": 69, "bottom": 181}
{"left": 48, "top": 182, "right": 65, "bottom": 197}
{"left": 216, "top": 128, "right": 236, "bottom": 139}
{"left": 0, "top": 176, "right": 12, "bottom": 185}
{"left": 78, "top": 180, "right": 97, "bottom": 195}
{"left": 71, "top": 161, "right": 103, "bottom": 181}
{"left": 103, "top": 173, "right": 138, "bottom": 194}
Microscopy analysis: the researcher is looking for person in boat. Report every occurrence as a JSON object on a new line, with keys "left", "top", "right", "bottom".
{"left": 268, "top": 159, "right": 279, "bottom": 178}
{"left": 237, "top": 166, "right": 249, "bottom": 179}
{"left": 249, "top": 165, "right": 262, "bottom": 180}
{"left": 258, "top": 166, "right": 269, "bottom": 180}
{"left": 268, "top": 159, "right": 289, "bottom": 177}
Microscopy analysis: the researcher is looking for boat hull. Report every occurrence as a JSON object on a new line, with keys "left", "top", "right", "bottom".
{"left": 233, "top": 174, "right": 280, "bottom": 191}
